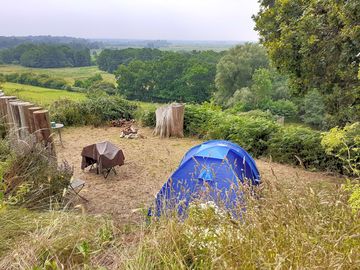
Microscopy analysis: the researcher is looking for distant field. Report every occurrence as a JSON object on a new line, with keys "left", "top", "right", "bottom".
{"left": 2, "top": 82, "right": 86, "bottom": 106}
{"left": 0, "top": 65, "right": 116, "bottom": 85}
{"left": 163, "top": 44, "right": 234, "bottom": 52}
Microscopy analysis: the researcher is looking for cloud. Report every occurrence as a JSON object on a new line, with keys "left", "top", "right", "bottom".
{"left": 0, "top": 0, "right": 259, "bottom": 41}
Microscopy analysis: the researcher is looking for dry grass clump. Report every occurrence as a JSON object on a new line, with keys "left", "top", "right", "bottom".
{"left": 2, "top": 140, "right": 73, "bottom": 209}
{"left": 0, "top": 208, "right": 119, "bottom": 269}
{"left": 123, "top": 177, "right": 360, "bottom": 270}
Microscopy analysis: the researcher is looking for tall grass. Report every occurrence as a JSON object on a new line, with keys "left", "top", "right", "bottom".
{"left": 124, "top": 176, "right": 360, "bottom": 269}
{"left": 0, "top": 208, "right": 118, "bottom": 269}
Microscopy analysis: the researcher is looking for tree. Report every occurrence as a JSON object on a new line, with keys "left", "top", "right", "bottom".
{"left": 0, "top": 44, "right": 91, "bottom": 68}
{"left": 97, "top": 48, "right": 162, "bottom": 73}
{"left": 215, "top": 43, "right": 269, "bottom": 105}
{"left": 254, "top": 0, "right": 360, "bottom": 126}
{"left": 115, "top": 51, "right": 218, "bottom": 103}
{"left": 302, "top": 89, "right": 325, "bottom": 128}
{"left": 181, "top": 61, "right": 216, "bottom": 103}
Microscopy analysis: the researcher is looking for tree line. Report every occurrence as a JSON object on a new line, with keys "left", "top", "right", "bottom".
{"left": 0, "top": 43, "right": 91, "bottom": 68}
{"left": 0, "top": 35, "right": 101, "bottom": 49}
{"left": 98, "top": 49, "right": 224, "bottom": 103}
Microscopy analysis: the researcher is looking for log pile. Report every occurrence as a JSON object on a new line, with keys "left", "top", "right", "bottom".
{"left": 110, "top": 118, "right": 135, "bottom": 128}
{"left": 153, "top": 103, "right": 185, "bottom": 138}
{"left": 0, "top": 93, "right": 54, "bottom": 152}
{"left": 120, "top": 125, "right": 140, "bottom": 139}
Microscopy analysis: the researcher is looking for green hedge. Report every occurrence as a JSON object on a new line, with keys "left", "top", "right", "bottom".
{"left": 3, "top": 72, "right": 70, "bottom": 90}
{"left": 50, "top": 95, "right": 137, "bottom": 126}
{"left": 208, "top": 113, "right": 279, "bottom": 157}
{"left": 268, "top": 126, "right": 342, "bottom": 172}
{"left": 139, "top": 104, "right": 350, "bottom": 174}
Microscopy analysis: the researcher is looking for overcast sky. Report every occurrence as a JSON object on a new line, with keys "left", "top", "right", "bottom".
{"left": 0, "top": 0, "right": 260, "bottom": 41}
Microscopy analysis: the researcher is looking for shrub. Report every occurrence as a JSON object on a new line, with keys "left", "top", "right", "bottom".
{"left": 3, "top": 72, "right": 69, "bottom": 90}
{"left": 237, "top": 109, "right": 276, "bottom": 121}
{"left": 184, "top": 104, "right": 219, "bottom": 137}
{"left": 74, "top": 74, "right": 103, "bottom": 89}
{"left": 141, "top": 103, "right": 351, "bottom": 174}
{"left": 321, "top": 122, "right": 360, "bottom": 176}
{"left": 208, "top": 113, "right": 279, "bottom": 157}
{"left": 50, "top": 99, "right": 85, "bottom": 126}
{"left": 81, "top": 95, "right": 136, "bottom": 125}
{"left": 50, "top": 95, "right": 137, "bottom": 126}
{"left": 260, "top": 99, "right": 298, "bottom": 119}
{"left": 268, "top": 125, "right": 341, "bottom": 171}
{"left": 322, "top": 122, "right": 360, "bottom": 213}
{"left": 139, "top": 108, "right": 156, "bottom": 127}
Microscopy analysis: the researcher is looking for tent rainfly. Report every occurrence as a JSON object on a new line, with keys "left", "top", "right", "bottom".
{"left": 149, "top": 140, "right": 261, "bottom": 217}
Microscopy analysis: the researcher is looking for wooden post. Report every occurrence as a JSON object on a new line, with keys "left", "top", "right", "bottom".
{"left": 28, "top": 107, "right": 43, "bottom": 134}
{"left": 9, "top": 101, "right": 22, "bottom": 138}
{"left": 33, "top": 110, "right": 54, "bottom": 154}
{"left": 0, "top": 96, "right": 16, "bottom": 125}
{"left": 21, "top": 103, "right": 35, "bottom": 134}
{"left": 17, "top": 102, "right": 31, "bottom": 139}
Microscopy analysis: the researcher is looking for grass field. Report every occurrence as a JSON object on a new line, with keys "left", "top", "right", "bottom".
{"left": 0, "top": 64, "right": 116, "bottom": 85}
{"left": 2, "top": 82, "right": 86, "bottom": 106}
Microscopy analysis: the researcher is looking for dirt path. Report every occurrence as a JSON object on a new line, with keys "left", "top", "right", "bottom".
{"left": 56, "top": 126, "right": 342, "bottom": 224}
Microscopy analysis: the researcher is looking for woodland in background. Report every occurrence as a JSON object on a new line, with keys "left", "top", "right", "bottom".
{"left": 0, "top": 43, "right": 91, "bottom": 68}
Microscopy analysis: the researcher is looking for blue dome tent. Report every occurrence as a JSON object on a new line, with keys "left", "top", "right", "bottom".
{"left": 149, "top": 140, "right": 261, "bottom": 217}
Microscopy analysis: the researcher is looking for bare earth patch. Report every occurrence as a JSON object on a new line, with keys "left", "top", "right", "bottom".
{"left": 56, "top": 126, "right": 343, "bottom": 224}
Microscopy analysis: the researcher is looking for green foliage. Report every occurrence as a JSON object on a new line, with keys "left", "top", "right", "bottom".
{"left": 302, "top": 89, "right": 326, "bottom": 128}
{"left": 223, "top": 66, "right": 295, "bottom": 121}
{"left": 74, "top": 74, "right": 116, "bottom": 95}
{"left": 0, "top": 43, "right": 91, "bottom": 68}
{"left": 260, "top": 99, "right": 298, "bottom": 119}
{"left": 254, "top": 0, "right": 360, "bottom": 126}
{"left": 116, "top": 51, "right": 217, "bottom": 103}
{"left": 322, "top": 123, "right": 360, "bottom": 213}
{"left": 215, "top": 43, "right": 269, "bottom": 104}
{"left": 139, "top": 108, "right": 156, "bottom": 127}
{"left": 2, "top": 72, "right": 69, "bottom": 90}
{"left": 208, "top": 112, "right": 279, "bottom": 156}
{"left": 343, "top": 180, "right": 360, "bottom": 214}
{"left": 74, "top": 73, "right": 102, "bottom": 88}
{"left": 141, "top": 104, "right": 350, "bottom": 173}
{"left": 0, "top": 73, "right": 4, "bottom": 88}
{"left": 0, "top": 36, "right": 100, "bottom": 50}
{"left": 268, "top": 125, "right": 341, "bottom": 171}
{"left": 184, "top": 103, "right": 220, "bottom": 137}
{"left": 97, "top": 48, "right": 163, "bottom": 73}
{"left": 50, "top": 95, "right": 137, "bottom": 126}
{"left": 321, "top": 122, "right": 360, "bottom": 176}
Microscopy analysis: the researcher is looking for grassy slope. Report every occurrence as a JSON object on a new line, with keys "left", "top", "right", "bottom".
{"left": 0, "top": 64, "right": 116, "bottom": 85}
{"left": 2, "top": 81, "right": 160, "bottom": 112}
{"left": 2, "top": 82, "right": 86, "bottom": 106}
{"left": 0, "top": 170, "right": 358, "bottom": 269}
